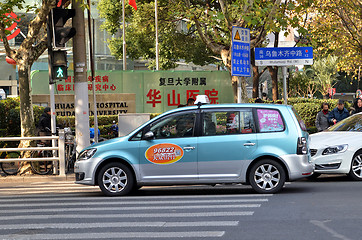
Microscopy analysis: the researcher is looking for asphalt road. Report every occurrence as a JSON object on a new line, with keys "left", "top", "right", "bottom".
{"left": 0, "top": 175, "right": 361, "bottom": 240}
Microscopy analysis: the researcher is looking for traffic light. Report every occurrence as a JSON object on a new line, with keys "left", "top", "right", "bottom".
{"left": 48, "top": 1, "right": 76, "bottom": 83}
{"left": 51, "top": 8, "right": 76, "bottom": 49}
{"left": 51, "top": 50, "right": 68, "bottom": 80}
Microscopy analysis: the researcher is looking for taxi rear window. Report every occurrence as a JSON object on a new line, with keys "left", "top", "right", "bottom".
{"left": 256, "top": 109, "right": 285, "bottom": 132}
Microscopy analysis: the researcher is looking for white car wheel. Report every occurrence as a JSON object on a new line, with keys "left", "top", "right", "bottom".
{"left": 348, "top": 152, "right": 362, "bottom": 181}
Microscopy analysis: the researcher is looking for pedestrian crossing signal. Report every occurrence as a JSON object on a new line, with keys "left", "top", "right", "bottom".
{"left": 53, "top": 66, "right": 67, "bottom": 80}
{"left": 51, "top": 50, "right": 67, "bottom": 81}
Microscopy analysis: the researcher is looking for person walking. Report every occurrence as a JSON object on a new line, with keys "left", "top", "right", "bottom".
{"left": 329, "top": 100, "right": 350, "bottom": 125}
{"left": 315, "top": 102, "right": 330, "bottom": 132}
{"left": 350, "top": 98, "right": 362, "bottom": 115}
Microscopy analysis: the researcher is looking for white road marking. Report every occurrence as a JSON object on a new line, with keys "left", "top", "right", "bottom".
{"left": 2, "top": 231, "right": 226, "bottom": 239}
{"left": 0, "top": 211, "right": 254, "bottom": 221}
{"left": 0, "top": 221, "right": 239, "bottom": 230}
{"left": 310, "top": 220, "right": 352, "bottom": 240}
{"left": 0, "top": 204, "right": 261, "bottom": 214}
{"left": 0, "top": 199, "right": 267, "bottom": 207}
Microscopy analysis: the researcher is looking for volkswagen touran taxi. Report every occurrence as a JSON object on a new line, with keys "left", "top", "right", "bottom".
{"left": 75, "top": 100, "right": 313, "bottom": 196}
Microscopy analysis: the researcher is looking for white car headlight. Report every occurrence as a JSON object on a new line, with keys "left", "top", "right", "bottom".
{"left": 78, "top": 148, "right": 97, "bottom": 161}
{"left": 322, "top": 144, "right": 348, "bottom": 155}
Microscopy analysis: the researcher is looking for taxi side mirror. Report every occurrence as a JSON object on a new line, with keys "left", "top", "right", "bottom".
{"left": 144, "top": 131, "right": 155, "bottom": 140}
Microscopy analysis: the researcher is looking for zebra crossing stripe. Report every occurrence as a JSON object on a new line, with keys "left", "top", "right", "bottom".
{"left": 0, "top": 211, "right": 254, "bottom": 221}
{"left": 0, "top": 221, "right": 239, "bottom": 230}
{"left": 0, "top": 199, "right": 267, "bottom": 208}
{"left": 1, "top": 231, "right": 226, "bottom": 239}
{"left": 0, "top": 204, "right": 261, "bottom": 214}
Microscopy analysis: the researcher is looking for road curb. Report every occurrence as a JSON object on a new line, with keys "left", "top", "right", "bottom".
{"left": 0, "top": 174, "right": 75, "bottom": 183}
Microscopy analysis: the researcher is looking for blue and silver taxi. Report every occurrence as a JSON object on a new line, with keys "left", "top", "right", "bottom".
{"left": 75, "top": 97, "right": 313, "bottom": 196}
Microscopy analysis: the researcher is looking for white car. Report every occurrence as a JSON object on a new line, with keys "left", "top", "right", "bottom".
{"left": 310, "top": 113, "right": 362, "bottom": 180}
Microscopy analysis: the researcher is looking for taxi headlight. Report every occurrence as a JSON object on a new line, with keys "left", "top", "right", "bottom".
{"left": 78, "top": 148, "right": 97, "bottom": 161}
{"left": 322, "top": 144, "right": 348, "bottom": 155}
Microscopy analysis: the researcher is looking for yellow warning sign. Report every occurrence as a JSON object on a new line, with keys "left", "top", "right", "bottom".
{"left": 234, "top": 30, "right": 241, "bottom": 40}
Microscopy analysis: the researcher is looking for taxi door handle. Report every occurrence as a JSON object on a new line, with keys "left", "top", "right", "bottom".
{"left": 243, "top": 143, "right": 256, "bottom": 146}
{"left": 183, "top": 146, "right": 195, "bottom": 150}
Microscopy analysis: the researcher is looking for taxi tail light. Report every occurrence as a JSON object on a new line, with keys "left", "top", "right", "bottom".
{"left": 297, "top": 137, "right": 307, "bottom": 155}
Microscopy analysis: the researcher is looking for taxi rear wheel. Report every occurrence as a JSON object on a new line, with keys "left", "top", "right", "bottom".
{"left": 97, "top": 162, "right": 134, "bottom": 196}
{"left": 249, "top": 159, "right": 286, "bottom": 194}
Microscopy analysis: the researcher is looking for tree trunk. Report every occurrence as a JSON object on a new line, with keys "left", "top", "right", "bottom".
{"left": 18, "top": 62, "right": 35, "bottom": 174}
{"left": 231, "top": 75, "right": 248, "bottom": 103}
{"left": 18, "top": 63, "right": 35, "bottom": 138}
{"left": 269, "top": 66, "right": 279, "bottom": 101}
{"left": 252, "top": 65, "right": 260, "bottom": 98}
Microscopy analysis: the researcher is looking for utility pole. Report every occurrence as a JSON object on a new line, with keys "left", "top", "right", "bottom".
{"left": 72, "top": 0, "right": 90, "bottom": 152}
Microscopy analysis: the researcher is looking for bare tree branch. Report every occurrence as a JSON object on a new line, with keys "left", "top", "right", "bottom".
{"left": 29, "top": 36, "right": 48, "bottom": 65}
{"left": 22, "top": 0, "right": 55, "bottom": 49}
{"left": 219, "top": 0, "right": 232, "bottom": 30}
{"left": 0, "top": 22, "right": 16, "bottom": 59}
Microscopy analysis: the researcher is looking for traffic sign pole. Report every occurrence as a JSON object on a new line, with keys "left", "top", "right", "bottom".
{"left": 282, "top": 67, "right": 288, "bottom": 104}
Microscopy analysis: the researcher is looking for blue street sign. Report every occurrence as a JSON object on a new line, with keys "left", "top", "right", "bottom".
{"left": 255, "top": 47, "right": 313, "bottom": 66}
{"left": 231, "top": 27, "right": 251, "bottom": 77}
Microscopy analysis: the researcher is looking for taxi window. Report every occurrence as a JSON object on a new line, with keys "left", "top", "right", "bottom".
{"left": 202, "top": 110, "right": 255, "bottom": 136}
{"left": 256, "top": 109, "right": 285, "bottom": 132}
{"left": 149, "top": 113, "right": 196, "bottom": 139}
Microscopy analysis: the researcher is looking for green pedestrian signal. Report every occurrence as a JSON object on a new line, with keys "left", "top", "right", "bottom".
{"left": 53, "top": 65, "right": 67, "bottom": 80}
{"left": 50, "top": 50, "right": 67, "bottom": 81}
{"left": 56, "top": 67, "right": 64, "bottom": 78}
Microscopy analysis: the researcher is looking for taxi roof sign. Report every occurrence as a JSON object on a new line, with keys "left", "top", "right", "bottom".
{"left": 194, "top": 95, "right": 210, "bottom": 105}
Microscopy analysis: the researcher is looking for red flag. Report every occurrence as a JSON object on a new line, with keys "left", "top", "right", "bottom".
{"left": 128, "top": 0, "right": 137, "bottom": 10}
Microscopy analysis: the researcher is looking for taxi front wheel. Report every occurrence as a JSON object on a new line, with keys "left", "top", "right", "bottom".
{"left": 97, "top": 162, "right": 134, "bottom": 196}
{"left": 249, "top": 159, "right": 286, "bottom": 194}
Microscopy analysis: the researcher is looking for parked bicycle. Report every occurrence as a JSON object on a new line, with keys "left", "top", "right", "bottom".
{"left": 30, "top": 142, "right": 53, "bottom": 175}
{"left": 0, "top": 151, "right": 22, "bottom": 175}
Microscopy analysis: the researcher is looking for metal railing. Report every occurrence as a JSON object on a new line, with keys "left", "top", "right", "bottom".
{"left": 0, "top": 130, "right": 66, "bottom": 176}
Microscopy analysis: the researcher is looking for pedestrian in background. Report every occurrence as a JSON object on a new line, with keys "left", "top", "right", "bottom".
{"left": 329, "top": 100, "right": 350, "bottom": 125}
{"left": 350, "top": 98, "right": 362, "bottom": 115}
{"left": 315, "top": 102, "right": 330, "bottom": 132}
{"left": 37, "top": 107, "right": 51, "bottom": 136}
{"left": 187, "top": 98, "right": 195, "bottom": 106}
{"left": 254, "top": 97, "right": 264, "bottom": 103}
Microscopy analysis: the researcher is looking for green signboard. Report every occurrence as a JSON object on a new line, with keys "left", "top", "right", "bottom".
{"left": 31, "top": 70, "right": 233, "bottom": 113}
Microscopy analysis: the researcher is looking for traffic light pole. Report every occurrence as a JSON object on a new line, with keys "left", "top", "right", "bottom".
{"left": 72, "top": 0, "right": 90, "bottom": 152}
{"left": 47, "top": 14, "right": 58, "bottom": 173}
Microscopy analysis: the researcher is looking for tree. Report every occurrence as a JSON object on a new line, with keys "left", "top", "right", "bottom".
{"left": 99, "top": 0, "right": 310, "bottom": 102}
{"left": 288, "top": 67, "right": 318, "bottom": 98}
{"left": 288, "top": 56, "right": 339, "bottom": 98}
{"left": 0, "top": 0, "right": 56, "bottom": 138}
{"left": 313, "top": 55, "right": 339, "bottom": 98}
{"left": 307, "top": 0, "right": 361, "bottom": 75}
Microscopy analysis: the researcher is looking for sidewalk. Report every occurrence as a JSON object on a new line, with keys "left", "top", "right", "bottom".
{"left": 0, "top": 173, "right": 75, "bottom": 183}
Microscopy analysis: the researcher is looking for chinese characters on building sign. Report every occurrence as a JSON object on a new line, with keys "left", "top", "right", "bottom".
{"left": 159, "top": 77, "right": 207, "bottom": 86}
{"left": 146, "top": 77, "right": 219, "bottom": 107}
{"left": 55, "top": 75, "right": 117, "bottom": 92}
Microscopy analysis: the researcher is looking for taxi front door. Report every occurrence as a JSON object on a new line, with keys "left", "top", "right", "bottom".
{"left": 138, "top": 111, "right": 198, "bottom": 182}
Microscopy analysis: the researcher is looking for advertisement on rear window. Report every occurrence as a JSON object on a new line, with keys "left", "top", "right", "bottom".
{"left": 257, "top": 109, "right": 284, "bottom": 132}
